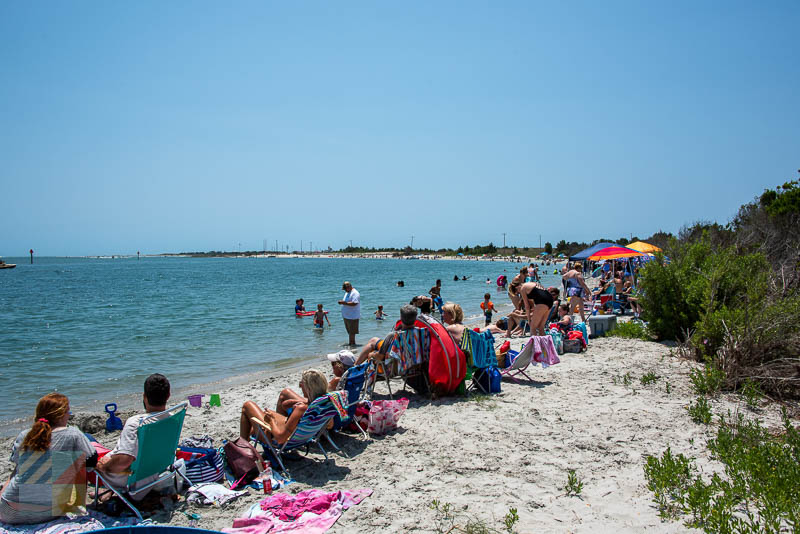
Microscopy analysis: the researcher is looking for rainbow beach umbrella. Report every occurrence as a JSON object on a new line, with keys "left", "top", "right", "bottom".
{"left": 586, "top": 246, "right": 644, "bottom": 260}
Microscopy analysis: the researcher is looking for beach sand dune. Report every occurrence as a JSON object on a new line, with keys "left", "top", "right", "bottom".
{"left": 1, "top": 335, "right": 788, "bottom": 533}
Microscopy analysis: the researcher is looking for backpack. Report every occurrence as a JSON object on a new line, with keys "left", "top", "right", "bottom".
{"left": 223, "top": 437, "right": 261, "bottom": 484}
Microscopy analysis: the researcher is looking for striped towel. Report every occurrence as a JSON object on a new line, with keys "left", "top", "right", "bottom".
{"left": 389, "top": 328, "right": 430, "bottom": 373}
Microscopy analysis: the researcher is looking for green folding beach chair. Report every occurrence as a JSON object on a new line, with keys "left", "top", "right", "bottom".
{"left": 93, "top": 402, "right": 192, "bottom": 520}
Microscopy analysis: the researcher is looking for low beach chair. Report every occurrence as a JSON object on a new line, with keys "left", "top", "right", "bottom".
{"left": 500, "top": 337, "right": 534, "bottom": 383}
{"left": 92, "top": 402, "right": 191, "bottom": 521}
{"left": 332, "top": 361, "right": 373, "bottom": 439}
{"left": 250, "top": 391, "right": 348, "bottom": 477}
{"left": 461, "top": 329, "right": 497, "bottom": 394}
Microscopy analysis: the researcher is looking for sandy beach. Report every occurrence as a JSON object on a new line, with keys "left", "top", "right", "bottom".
{"left": 1, "top": 326, "right": 791, "bottom": 533}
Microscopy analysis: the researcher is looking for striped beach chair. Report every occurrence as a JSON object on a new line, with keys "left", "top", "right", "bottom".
{"left": 250, "top": 391, "right": 348, "bottom": 476}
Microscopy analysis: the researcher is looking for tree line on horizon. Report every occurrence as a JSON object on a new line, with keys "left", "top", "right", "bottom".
{"left": 177, "top": 231, "right": 673, "bottom": 258}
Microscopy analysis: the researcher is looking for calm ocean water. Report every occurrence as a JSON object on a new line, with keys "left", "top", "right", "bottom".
{"left": 0, "top": 256, "right": 562, "bottom": 430}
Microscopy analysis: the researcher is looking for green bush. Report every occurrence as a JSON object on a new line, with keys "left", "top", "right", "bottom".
{"left": 639, "top": 236, "right": 767, "bottom": 348}
{"left": 644, "top": 410, "right": 800, "bottom": 533}
{"left": 689, "top": 364, "right": 726, "bottom": 396}
{"left": 608, "top": 321, "right": 651, "bottom": 340}
{"left": 687, "top": 397, "right": 712, "bottom": 424}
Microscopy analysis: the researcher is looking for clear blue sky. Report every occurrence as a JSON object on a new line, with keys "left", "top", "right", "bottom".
{"left": 1, "top": 1, "right": 798, "bottom": 255}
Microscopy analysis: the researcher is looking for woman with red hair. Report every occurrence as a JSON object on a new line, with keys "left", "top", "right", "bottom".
{"left": 0, "top": 393, "right": 97, "bottom": 524}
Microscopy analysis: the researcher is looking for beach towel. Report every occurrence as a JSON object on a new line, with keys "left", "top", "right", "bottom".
{"left": 531, "top": 336, "right": 560, "bottom": 368}
{"left": 324, "top": 391, "right": 349, "bottom": 419}
{"left": 466, "top": 330, "right": 496, "bottom": 369}
{"left": 223, "top": 489, "right": 372, "bottom": 534}
{"left": 0, "top": 510, "right": 138, "bottom": 534}
{"left": 387, "top": 328, "right": 430, "bottom": 373}
{"left": 186, "top": 483, "right": 247, "bottom": 506}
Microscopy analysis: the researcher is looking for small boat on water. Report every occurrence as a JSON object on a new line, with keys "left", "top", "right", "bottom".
{"left": 0, "top": 258, "right": 16, "bottom": 269}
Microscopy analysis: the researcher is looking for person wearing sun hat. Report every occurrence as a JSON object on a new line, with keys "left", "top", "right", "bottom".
{"left": 326, "top": 350, "right": 356, "bottom": 390}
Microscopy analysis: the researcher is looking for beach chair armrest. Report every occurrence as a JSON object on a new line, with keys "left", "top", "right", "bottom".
{"left": 250, "top": 417, "right": 272, "bottom": 434}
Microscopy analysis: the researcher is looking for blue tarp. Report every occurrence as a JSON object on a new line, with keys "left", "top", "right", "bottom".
{"left": 568, "top": 242, "right": 618, "bottom": 261}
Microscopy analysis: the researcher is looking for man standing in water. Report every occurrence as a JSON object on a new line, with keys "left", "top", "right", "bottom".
{"left": 338, "top": 281, "right": 361, "bottom": 346}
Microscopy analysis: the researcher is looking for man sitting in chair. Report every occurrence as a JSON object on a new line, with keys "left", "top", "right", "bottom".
{"left": 354, "top": 304, "right": 419, "bottom": 367}
{"left": 96, "top": 374, "right": 173, "bottom": 499}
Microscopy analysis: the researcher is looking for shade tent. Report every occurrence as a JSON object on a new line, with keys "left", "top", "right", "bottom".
{"left": 627, "top": 241, "right": 662, "bottom": 254}
{"left": 568, "top": 242, "right": 617, "bottom": 261}
{"left": 587, "top": 246, "right": 644, "bottom": 261}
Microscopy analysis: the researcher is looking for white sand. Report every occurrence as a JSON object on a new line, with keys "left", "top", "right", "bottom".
{"left": 1, "top": 333, "right": 791, "bottom": 533}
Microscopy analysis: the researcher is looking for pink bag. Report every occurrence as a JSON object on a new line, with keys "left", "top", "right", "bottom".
{"left": 367, "top": 398, "right": 409, "bottom": 435}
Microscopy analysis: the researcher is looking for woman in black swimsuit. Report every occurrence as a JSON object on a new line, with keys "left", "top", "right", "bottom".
{"left": 507, "top": 267, "right": 528, "bottom": 310}
{"left": 520, "top": 283, "right": 560, "bottom": 336}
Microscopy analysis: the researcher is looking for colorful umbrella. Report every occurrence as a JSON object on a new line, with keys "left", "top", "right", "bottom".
{"left": 587, "top": 246, "right": 644, "bottom": 260}
{"left": 627, "top": 241, "right": 662, "bottom": 253}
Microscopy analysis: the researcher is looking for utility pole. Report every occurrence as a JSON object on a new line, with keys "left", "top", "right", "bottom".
{"left": 411, "top": 235, "right": 414, "bottom": 249}
{"left": 350, "top": 240, "right": 353, "bottom": 248}
{"left": 502, "top": 233, "right": 506, "bottom": 248}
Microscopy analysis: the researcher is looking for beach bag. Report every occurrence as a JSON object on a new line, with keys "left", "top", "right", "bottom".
{"left": 474, "top": 367, "right": 502, "bottom": 393}
{"left": 176, "top": 446, "right": 225, "bottom": 484}
{"left": 348, "top": 401, "right": 371, "bottom": 432}
{"left": 223, "top": 437, "right": 261, "bottom": 483}
{"left": 568, "top": 330, "right": 587, "bottom": 349}
{"left": 563, "top": 338, "right": 582, "bottom": 353}
{"left": 548, "top": 330, "right": 564, "bottom": 355}
{"left": 368, "top": 398, "right": 409, "bottom": 435}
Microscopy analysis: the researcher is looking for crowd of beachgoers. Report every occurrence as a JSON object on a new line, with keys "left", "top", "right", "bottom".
{"left": 0, "top": 258, "right": 664, "bottom": 533}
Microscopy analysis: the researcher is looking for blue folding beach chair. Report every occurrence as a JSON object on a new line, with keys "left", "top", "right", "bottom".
{"left": 250, "top": 391, "right": 348, "bottom": 476}
{"left": 332, "top": 361, "right": 373, "bottom": 439}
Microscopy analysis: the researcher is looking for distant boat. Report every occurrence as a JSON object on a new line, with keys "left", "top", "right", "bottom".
{"left": 0, "top": 259, "right": 16, "bottom": 269}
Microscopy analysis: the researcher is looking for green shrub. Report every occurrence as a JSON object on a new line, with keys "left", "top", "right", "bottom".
{"left": 689, "top": 364, "right": 726, "bottom": 396}
{"left": 741, "top": 379, "right": 762, "bottom": 409}
{"left": 563, "top": 469, "right": 583, "bottom": 497}
{"left": 608, "top": 321, "right": 651, "bottom": 340}
{"left": 643, "top": 410, "right": 800, "bottom": 533}
{"left": 687, "top": 397, "right": 712, "bottom": 425}
{"left": 640, "top": 371, "right": 660, "bottom": 386}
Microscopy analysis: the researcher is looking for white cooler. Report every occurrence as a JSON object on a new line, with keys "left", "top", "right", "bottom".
{"left": 588, "top": 315, "right": 617, "bottom": 338}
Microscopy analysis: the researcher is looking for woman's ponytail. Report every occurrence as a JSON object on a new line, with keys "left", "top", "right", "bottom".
{"left": 21, "top": 393, "right": 68, "bottom": 452}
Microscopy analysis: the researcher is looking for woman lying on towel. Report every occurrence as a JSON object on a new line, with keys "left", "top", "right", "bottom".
{"left": 239, "top": 369, "right": 329, "bottom": 444}
{"left": 0, "top": 393, "right": 98, "bottom": 525}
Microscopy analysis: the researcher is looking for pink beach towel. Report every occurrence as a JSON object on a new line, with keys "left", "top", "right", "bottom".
{"left": 223, "top": 489, "right": 372, "bottom": 534}
{"left": 531, "top": 336, "right": 560, "bottom": 367}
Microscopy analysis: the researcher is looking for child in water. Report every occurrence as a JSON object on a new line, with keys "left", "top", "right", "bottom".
{"left": 480, "top": 293, "right": 497, "bottom": 326}
{"left": 374, "top": 305, "right": 387, "bottom": 320}
{"left": 314, "top": 304, "right": 331, "bottom": 329}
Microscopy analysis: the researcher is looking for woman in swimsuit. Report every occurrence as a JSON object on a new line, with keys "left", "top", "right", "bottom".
{"left": 519, "top": 282, "right": 560, "bottom": 336}
{"left": 562, "top": 262, "right": 592, "bottom": 323}
{"left": 507, "top": 267, "right": 528, "bottom": 310}
{"left": 239, "top": 369, "right": 328, "bottom": 444}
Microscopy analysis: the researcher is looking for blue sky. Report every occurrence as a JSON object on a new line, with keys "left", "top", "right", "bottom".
{"left": 1, "top": 1, "right": 798, "bottom": 255}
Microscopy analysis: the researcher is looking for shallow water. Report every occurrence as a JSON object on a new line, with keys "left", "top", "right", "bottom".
{"left": 0, "top": 256, "right": 562, "bottom": 430}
